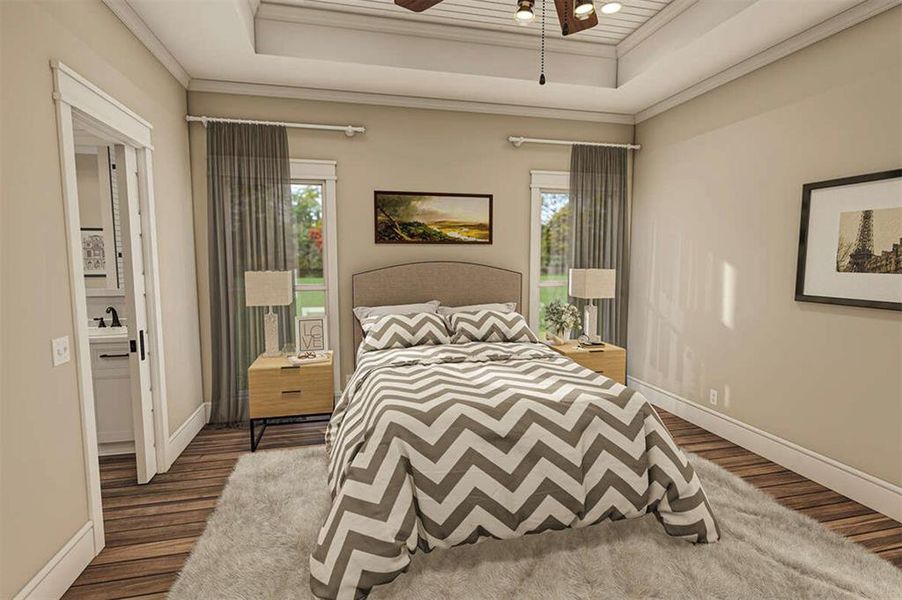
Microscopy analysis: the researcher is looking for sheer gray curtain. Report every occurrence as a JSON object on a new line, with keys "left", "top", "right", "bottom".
{"left": 208, "top": 123, "right": 296, "bottom": 425}
{"left": 568, "top": 144, "right": 630, "bottom": 346}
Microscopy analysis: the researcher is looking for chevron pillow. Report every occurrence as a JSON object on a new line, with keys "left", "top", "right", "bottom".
{"left": 448, "top": 309, "right": 539, "bottom": 344}
{"left": 360, "top": 312, "right": 451, "bottom": 353}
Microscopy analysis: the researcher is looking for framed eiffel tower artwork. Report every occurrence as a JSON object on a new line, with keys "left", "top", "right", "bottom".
{"left": 795, "top": 169, "right": 902, "bottom": 311}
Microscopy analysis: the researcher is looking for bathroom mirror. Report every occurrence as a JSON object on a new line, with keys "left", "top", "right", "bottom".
{"left": 75, "top": 137, "right": 125, "bottom": 296}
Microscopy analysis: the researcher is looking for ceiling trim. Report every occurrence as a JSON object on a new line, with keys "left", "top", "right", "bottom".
{"left": 102, "top": 0, "right": 191, "bottom": 88}
{"left": 635, "top": 0, "right": 902, "bottom": 123}
{"left": 617, "top": 0, "right": 698, "bottom": 58}
{"left": 188, "top": 79, "right": 636, "bottom": 124}
{"left": 256, "top": 3, "right": 617, "bottom": 58}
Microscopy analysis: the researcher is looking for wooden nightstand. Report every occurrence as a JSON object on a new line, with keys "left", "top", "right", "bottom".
{"left": 549, "top": 342, "right": 626, "bottom": 385}
{"left": 248, "top": 352, "right": 334, "bottom": 451}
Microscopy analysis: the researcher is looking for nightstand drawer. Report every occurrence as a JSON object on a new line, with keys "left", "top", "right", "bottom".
{"left": 548, "top": 342, "right": 627, "bottom": 385}
{"left": 248, "top": 354, "right": 334, "bottom": 419}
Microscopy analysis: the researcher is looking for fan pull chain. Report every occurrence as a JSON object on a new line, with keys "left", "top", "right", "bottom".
{"left": 539, "top": 0, "right": 546, "bottom": 85}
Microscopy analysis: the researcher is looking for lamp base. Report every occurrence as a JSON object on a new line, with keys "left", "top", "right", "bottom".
{"left": 583, "top": 303, "right": 601, "bottom": 344}
{"left": 263, "top": 311, "right": 281, "bottom": 357}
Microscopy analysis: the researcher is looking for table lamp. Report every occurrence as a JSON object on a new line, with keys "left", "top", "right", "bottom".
{"left": 569, "top": 268, "right": 616, "bottom": 344}
{"left": 245, "top": 270, "right": 293, "bottom": 357}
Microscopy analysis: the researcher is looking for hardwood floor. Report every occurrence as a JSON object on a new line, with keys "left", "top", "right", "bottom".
{"left": 64, "top": 410, "right": 902, "bottom": 599}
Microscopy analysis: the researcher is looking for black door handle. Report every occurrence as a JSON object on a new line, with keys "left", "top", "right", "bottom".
{"left": 139, "top": 330, "right": 146, "bottom": 361}
{"left": 99, "top": 353, "right": 130, "bottom": 359}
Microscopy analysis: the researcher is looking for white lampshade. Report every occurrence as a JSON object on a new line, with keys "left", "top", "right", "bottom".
{"left": 245, "top": 271, "right": 293, "bottom": 307}
{"left": 569, "top": 268, "right": 616, "bottom": 299}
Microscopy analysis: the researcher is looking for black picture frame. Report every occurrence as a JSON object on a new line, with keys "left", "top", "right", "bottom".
{"left": 374, "top": 191, "right": 493, "bottom": 245}
{"left": 795, "top": 169, "right": 902, "bottom": 311}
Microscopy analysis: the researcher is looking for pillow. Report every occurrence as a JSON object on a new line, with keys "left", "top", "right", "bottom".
{"left": 448, "top": 310, "right": 539, "bottom": 344}
{"left": 360, "top": 312, "right": 451, "bottom": 352}
{"left": 353, "top": 300, "right": 440, "bottom": 323}
{"left": 437, "top": 302, "right": 516, "bottom": 317}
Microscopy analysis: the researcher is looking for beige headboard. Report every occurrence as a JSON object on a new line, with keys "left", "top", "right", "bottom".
{"left": 352, "top": 261, "right": 523, "bottom": 357}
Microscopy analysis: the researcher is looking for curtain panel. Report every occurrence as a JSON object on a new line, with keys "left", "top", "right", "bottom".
{"left": 208, "top": 123, "right": 296, "bottom": 425}
{"left": 568, "top": 145, "right": 630, "bottom": 346}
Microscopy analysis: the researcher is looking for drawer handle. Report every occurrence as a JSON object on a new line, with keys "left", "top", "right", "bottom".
{"left": 99, "top": 353, "right": 130, "bottom": 359}
{"left": 281, "top": 366, "right": 299, "bottom": 371}
{"left": 282, "top": 389, "right": 302, "bottom": 395}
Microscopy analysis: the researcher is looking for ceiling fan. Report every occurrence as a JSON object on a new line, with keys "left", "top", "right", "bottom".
{"left": 393, "top": 0, "right": 622, "bottom": 37}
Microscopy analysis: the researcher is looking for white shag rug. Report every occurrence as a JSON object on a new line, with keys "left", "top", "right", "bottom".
{"left": 168, "top": 446, "right": 902, "bottom": 600}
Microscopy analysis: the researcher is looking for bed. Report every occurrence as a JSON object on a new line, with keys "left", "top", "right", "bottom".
{"left": 310, "top": 262, "right": 720, "bottom": 600}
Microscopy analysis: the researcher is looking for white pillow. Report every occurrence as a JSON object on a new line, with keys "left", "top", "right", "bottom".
{"left": 436, "top": 302, "right": 516, "bottom": 317}
{"left": 359, "top": 312, "right": 451, "bottom": 352}
{"left": 353, "top": 300, "right": 440, "bottom": 323}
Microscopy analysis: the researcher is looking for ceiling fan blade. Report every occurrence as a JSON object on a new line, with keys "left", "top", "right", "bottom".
{"left": 394, "top": 0, "right": 445, "bottom": 12}
{"left": 553, "top": 0, "right": 598, "bottom": 36}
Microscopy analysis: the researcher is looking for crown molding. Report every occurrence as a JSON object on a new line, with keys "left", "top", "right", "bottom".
{"left": 255, "top": 3, "right": 616, "bottom": 59}
{"left": 635, "top": 0, "right": 902, "bottom": 123}
{"left": 101, "top": 0, "right": 191, "bottom": 88}
{"left": 188, "top": 79, "right": 636, "bottom": 124}
{"left": 617, "top": 0, "right": 699, "bottom": 58}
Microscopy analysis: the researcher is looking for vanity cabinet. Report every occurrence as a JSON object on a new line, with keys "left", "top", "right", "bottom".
{"left": 90, "top": 340, "right": 134, "bottom": 450}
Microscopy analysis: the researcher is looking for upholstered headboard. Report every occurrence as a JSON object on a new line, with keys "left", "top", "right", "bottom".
{"left": 351, "top": 261, "right": 523, "bottom": 356}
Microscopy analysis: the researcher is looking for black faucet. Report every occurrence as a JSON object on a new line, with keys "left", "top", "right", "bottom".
{"left": 106, "top": 306, "right": 122, "bottom": 328}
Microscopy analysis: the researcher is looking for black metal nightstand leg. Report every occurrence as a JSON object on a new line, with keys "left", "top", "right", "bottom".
{"left": 250, "top": 418, "right": 268, "bottom": 452}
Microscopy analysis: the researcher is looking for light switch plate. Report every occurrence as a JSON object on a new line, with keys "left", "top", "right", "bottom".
{"left": 52, "top": 336, "right": 71, "bottom": 366}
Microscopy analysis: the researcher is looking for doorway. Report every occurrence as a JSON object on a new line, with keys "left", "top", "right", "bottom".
{"left": 52, "top": 61, "right": 169, "bottom": 552}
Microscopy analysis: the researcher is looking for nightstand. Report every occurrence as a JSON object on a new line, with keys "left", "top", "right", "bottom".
{"left": 248, "top": 352, "right": 334, "bottom": 451}
{"left": 549, "top": 342, "right": 626, "bottom": 385}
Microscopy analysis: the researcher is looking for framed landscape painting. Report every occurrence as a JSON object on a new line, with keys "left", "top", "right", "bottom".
{"left": 795, "top": 169, "right": 902, "bottom": 311}
{"left": 374, "top": 191, "right": 492, "bottom": 244}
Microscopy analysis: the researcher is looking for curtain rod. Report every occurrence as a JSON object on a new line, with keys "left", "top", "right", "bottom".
{"left": 186, "top": 115, "right": 366, "bottom": 137}
{"left": 508, "top": 136, "right": 640, "bottom": 150}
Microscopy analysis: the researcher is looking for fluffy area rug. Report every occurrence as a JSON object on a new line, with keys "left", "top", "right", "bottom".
{"left": 169, "top": 446, "right": 902, "bottom": 600}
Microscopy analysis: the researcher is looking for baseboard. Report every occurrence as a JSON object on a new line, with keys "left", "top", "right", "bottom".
{"left": 13, "top": 522, "right": 95, "bottom": 600}
{"left": 629, "top": 376, "right": 902, "bottom": 522}
{"left": 203, "top": 401, "right": 212, "bottom": 424}
{"left": 165, "top": 402, "right": 207, "bottom": 470}
{"left": 98, "top": 440, "right": 135, "bottom": 456}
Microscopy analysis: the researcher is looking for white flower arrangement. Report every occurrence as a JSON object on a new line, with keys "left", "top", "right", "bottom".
{"left": 543, "top": 300, "right": 581, "bottom": 344}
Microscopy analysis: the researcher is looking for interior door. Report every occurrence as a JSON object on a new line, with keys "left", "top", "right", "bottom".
{"left": 115, "top": 144, "right": 158, "bottom": 484}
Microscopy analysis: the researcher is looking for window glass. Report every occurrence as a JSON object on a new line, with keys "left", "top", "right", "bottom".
{"left": 540, "top": 192, "right": 570, "bottom": 280}
{"left": 295, "top": 290, "right": 326, "bottom": 317}
{"left": 291, "top": 183, "right": 324, "bottom": 286}
{"left": 538, "top": 191, "right": 571, "bottom": 336}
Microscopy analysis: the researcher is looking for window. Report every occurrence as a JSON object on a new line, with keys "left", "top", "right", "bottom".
{"left": 289, "top": 160, "right": 339, "bottom": 390}
{"left": 291, "top": 182, "right": 327, "bottom": 316}
{"left": 529, "top": 171, "right": 571, "bottom": 336}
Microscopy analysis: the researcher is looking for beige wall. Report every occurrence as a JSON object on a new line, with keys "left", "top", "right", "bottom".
{"left": 187, "top": 92, "right": 633, "bottom": 392}
{"left": 630, "top": 8, "right": 902, "bottom": 485}
{"left": 0, "top": 1, "right": 202, "bottom": 595}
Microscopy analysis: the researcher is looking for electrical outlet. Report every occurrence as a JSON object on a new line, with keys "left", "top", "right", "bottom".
{"left": 709, "top": 389, "right": 718, "bottom": 406}
{"left": 52, "top": 336, "right": 71, "bottom": 366}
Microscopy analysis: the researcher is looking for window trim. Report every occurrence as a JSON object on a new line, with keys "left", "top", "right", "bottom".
{"left": 290, "top": 159, "right": 340, "bottom": 394}
{"left": 529, "top": 170, "right": 570, "bottom": 332}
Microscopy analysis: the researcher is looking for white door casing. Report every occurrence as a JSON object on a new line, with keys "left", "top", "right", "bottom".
{"left": 52, "top": 60, "right": 169, "bottom": 554}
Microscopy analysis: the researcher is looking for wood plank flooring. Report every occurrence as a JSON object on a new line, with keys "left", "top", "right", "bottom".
{"left": 63, "top": 410, "right": 902, "bottom": 599}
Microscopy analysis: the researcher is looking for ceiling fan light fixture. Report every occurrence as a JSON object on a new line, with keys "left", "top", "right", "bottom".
{"left": 600, "top": 1, "right": 622, "bottom": 14}
{"left": 574, "top": 0, "right": 595, "bottom": 20}
{"left": 515, "top": 0, "right": 536, "bottom": 24}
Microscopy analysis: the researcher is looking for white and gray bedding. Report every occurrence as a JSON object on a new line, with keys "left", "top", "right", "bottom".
{"left": 310, "top": 340, "right": 720, "bottom": 599}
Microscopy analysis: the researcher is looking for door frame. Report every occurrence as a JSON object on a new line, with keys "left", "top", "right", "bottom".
{"left": 51, "top": 60, "right": 170, "bottom": 551}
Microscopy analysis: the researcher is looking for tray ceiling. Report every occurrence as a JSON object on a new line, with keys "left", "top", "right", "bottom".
{"left": 264, "top": 0, "right": 673, "bottom": 44}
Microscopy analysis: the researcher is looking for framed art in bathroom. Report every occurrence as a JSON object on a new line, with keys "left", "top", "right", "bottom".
{"left": 80, "top": 227, "right": 106, "bottom": 277}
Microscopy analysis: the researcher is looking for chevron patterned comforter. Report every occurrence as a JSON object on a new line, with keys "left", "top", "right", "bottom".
{"left": 310, "top": 342, "right": 720, "bottom": 599}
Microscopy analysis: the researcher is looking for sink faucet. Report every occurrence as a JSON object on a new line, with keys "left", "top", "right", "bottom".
{"left": 106, "top": 306, "right": 122, "bottom": 328}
